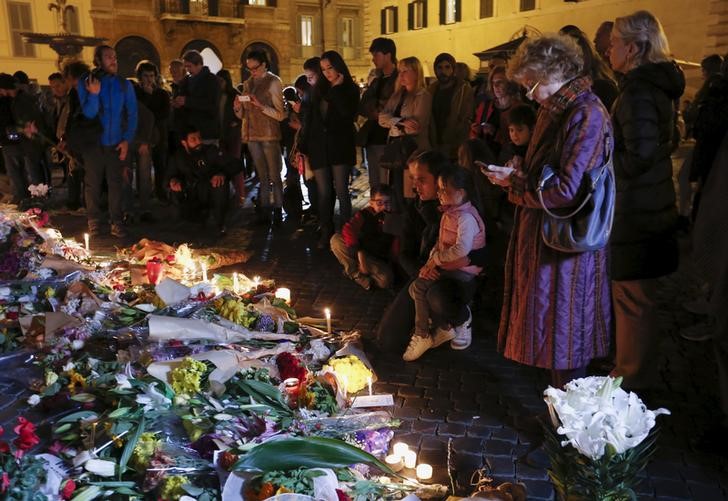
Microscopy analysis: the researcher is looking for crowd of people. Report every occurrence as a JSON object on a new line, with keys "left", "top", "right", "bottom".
{"left": 2, "top": 8, "right": 728, "bottom": 450}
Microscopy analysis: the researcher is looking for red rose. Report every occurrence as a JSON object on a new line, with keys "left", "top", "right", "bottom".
{"left": 12, "top": 417, "right": 40, "bottom": 453}
{"left": 61, "top": 479, "right": 76, "bottom": 500}
{"left": 335, "top": 489, "right": 352, "bottom": 501}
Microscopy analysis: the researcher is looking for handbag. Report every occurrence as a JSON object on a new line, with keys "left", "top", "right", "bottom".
{"left": 379, "top": 134, "right": 418, "bottom": 170}
{"left": 536, "top": 134, "right": 615, "bottom": 253}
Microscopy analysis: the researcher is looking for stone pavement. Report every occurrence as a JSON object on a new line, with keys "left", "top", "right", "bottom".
{"left": 21, "top": 158, "right": 728, "bottom": 500}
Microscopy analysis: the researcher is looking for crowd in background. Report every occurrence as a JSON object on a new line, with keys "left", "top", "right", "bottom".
{"left": 1, "top": 8, "right": 728, "bottom": 453}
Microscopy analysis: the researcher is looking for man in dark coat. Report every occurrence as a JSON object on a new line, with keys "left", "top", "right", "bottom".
{"left": 166, "top": 126, "right": 239, "bottom": 236}
{"left": 173, "top": 50, "right": 220, "bottom": 144}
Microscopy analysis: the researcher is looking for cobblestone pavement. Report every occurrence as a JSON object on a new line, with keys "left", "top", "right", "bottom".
{"left": 27, "top": 155, "right": 728, "bottom": 500}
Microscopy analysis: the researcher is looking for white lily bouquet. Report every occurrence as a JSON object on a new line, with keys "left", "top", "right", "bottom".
{"left": 542, "top": 376, "right": 670, "bottom": 501}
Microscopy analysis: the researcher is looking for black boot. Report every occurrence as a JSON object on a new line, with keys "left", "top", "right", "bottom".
{"left": 272, "top": 207, "right": 283, "bottom": 227}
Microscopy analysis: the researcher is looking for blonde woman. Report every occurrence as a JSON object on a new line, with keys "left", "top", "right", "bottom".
{"left": 608, "top": 11, "right": 685, "bottom": 389}
{"left": 379, "top": 56, "right": 432, "bottom": 201}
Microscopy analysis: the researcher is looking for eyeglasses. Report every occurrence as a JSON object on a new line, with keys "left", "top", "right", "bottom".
{"left": 525, "top": 80, "right": 541, "bottom": 100}
{"left": 247, "top": 63, "right": 262, "bottom": 72}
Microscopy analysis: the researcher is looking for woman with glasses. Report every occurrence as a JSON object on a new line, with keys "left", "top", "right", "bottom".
{"left": 608, "top": 11, "right": 684, "bottom": 390}
{"left": 234, "top": 50, "right": 286, "bottom": 225}
{"left": 470, "top": 65, "right": 522, "bottom": 157}
{"left": 298, "top": 50, "right": 360, "bottom": 248}
{"left": 484, "top": 35, "right": 613, "bottom": 389}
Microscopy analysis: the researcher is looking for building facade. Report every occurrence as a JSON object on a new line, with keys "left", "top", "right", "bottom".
{"left": 88, "top": 0, "right": 371, "bottom": 85}
{"left": 0, "top": 0, "right": 96, "bottom": 81}
{"left": 364, "top": 0, "right": 727, "bottom": 95}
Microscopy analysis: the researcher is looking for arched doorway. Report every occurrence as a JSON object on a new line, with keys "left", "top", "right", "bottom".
{"left": 181, "top": 40, "right": 223, "bottom": 74}
{"left": 115, "top": 36, "right": 161, "bottom": 78}
{"left": 240, "top": 42, "right": 279, "bottom": 82}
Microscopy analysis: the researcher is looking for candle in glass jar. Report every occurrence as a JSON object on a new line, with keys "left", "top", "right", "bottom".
{"left": 83, "top": 233, "right": 90, "bottom": 253}
{"left": 384, "top": 454, "right": 403, "bottom": 472}
{"left": 403, "top": 450, "right": 417, "bottom": 469}
{"left": 367, "top": 376, "right": 373, "bottom": 396}
{"left": 325, "top": 308, "right": 332, "bottom": 334}
{"left": 416, "top": 463, "right": 432, "bottom": 480}
{"left": 392, "top": 442, "right": 409, "bottom": 458}
{"left": 275, "top": 287, "right": 291, "bottom": 303}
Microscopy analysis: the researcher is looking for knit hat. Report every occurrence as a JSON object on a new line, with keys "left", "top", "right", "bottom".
{"left": 0, "top": 73, "right": 16, "bottom": 90}
{"left": 433, "top": 53, "right": 456, "bottom": 69}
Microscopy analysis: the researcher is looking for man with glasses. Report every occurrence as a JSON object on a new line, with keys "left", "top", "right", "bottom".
{"left": 428, "top": 53, "right": 474, "bottom": 162}
{"left": 330, "top": 185, "right": 396, "bottom": 290}
{"left": 233, "top": 50, "right": 286, "bottom": 226}
{"left": 173, "top": 50, "right": 220, "bottom": 146}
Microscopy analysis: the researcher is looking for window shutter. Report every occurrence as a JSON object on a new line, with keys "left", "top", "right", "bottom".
{"left": 381, "top": 9, "right": 386, "bottom": 33}
{"left": 439, "top": 0, "right": 446, "bottom": 24}
{"left": 455, "top": 0, "right": 461, "bottom": 21}
{"left": 423, "top": 0, "right": 428, "bottom": 27}
{"left": 407, "top": 3, "right": 413, "bottom": 30}
{"left": 393, "top": 7, "right": 398, "bottom": 32}
{"left": 268, "top": 0, "right": 277, "bottom": 7}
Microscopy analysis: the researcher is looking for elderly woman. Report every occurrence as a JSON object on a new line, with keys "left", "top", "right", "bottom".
{"left": 379, "top": 56, "right": 432, "bottom": 203}
{"left": 608, "top": 11, "right": 684, "bottom": 389}
{"left": 486, "top": 35, "right": 613, "bottom": 388}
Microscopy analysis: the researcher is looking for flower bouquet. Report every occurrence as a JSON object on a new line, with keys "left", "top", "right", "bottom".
{"left": 542, "top": 376, "right": 670, "bottom": 501}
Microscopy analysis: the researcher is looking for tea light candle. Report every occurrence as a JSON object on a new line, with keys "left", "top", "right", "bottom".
{"left": 325, "top": 308, "right": 332, "bottom": 334}
{"left": 83, "top": 233, "right": 90, "bottom": 253}
{"left": 403, "top": 450, "right": 417, "bottom": 469}
{"left": 416, "top": 463, "right": 432, "bottom": 481}
{"left": 275, "top": 287, "right": 291, "bottom": 303}
{"left": 367, "top": 376, "right": 373, "bottom": 396}
{"left": 392, "top": 442, "right": 409, "bottom": 458}
{"left": 384, "top": 454, "right": 403, "bottom": 472}
{"left": 233, "top": 272, "right": 239, "bottom": 293}
{"left": 253, "top": 275, "right": 261, "bottom": 288}
{"left": 200, "top": 261, "right": 208, "bottom": 282}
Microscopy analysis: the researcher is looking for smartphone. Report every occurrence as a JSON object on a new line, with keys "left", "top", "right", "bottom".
{"left": 237, "top": 95, "right": 251, "bottom": 102}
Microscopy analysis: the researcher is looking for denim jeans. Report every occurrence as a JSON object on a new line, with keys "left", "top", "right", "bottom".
{"left": 409, "top": 270, "right": 476, "bottom": 337}
{"left": 248, "top": 140, "right": 283, "bottom": 208}
{"left": 314, "top": 164, "right": 352, "bottom": 232}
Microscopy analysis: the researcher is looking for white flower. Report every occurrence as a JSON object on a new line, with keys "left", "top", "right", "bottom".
{"left": 114, "top": 373, "right": 132, "bottom": 390}
{"left": 136, "top": 383, "right": 171, "bottom": 411}
{"left": 84, "top": 458, "right": 116, "bottom": 477}
{"left": 0, "top": 287, "right": 12, "bottom": 300}
{"left": 71, "top": 339, "right": 85, "bottom": 350}
{"left": 27, "top": 394, "right": 41, "bottom": 406}
{"left": 544, "top": 376, "right": 670, "bottom": 460}
{"left": 62, "top": 361, "right": 75, "bottom": 372}
{"left": 28, "top": 183, "right": 50, "bottom": 198}
{"left": 37, "top": 268, "right": 53, "bottom": 279}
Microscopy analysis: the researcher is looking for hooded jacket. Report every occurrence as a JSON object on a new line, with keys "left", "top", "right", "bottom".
{"left": 610, "top": 61, "right": 685, "bottom": 281}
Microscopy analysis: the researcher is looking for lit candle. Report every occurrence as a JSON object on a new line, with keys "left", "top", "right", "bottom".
{"left": 83, "top": 233, "right": 90, "bottom": 253}
{"left": 325, "top": 308, "right": 332, "bottom": 334}
{"left": 253, "top": 276, "right": 261, "bottom": 288}
{"left": 201, "top": 261, "right": 208, "bottom": 282}
{"left": 275, "top": 287, "right": 291, "bottom": 303}
{"left": 403, "top": 450, "right": 417, "bottom": 469}
{"left": 384, "top": 455, "right": 403, "bottom": 473}
{"left": 416, "top": 463, "right": 432, "bottom": 481}
{"left": 367, "top": 376, "right": 373, "bottom": 396}
{"left": 233, "top": 272, "right": 239, "bottom": 293}
{"left": 392, "top": 442, "right": 409, "bottom": 458}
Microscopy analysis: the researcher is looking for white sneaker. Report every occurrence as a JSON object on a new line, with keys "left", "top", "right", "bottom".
{"left": 432, "top": 326, "right": 456, "bottom": 348}
{"left": 451, "top": 307, "right": 472, "bottom": 350}
{"left": 403, "top": 335, "right": 433, "bottom": 361}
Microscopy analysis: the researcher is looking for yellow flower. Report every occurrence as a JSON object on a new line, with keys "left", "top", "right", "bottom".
{"left": 323, "top": 355, "right": 373, "bottom": 394}
{"left": 67, "top": 371, "right": 86, "bottom": 394}
{"left": 160, "top": 475, "right": 189, "bottom": 500}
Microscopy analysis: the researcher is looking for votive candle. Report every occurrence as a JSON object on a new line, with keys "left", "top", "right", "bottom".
{"left": 384, "top": 455, "right": 403, "bottom": 473}
{"left": 403, "top": 450, "right": 417, "bottom": 469}
{"left": 83, "top": 233, "right": 90, "bottom": 252}
{"left": 416, "top": 463, "right": 432, "bottom": 480}
{"left": 325, "top": 307, "right": 332, "bottom": 334}
{"left": 392, "top": 442, "right": 409, "bottom": 458}
{"left": 275, "top": 287, "right": 291, "bottom": 303}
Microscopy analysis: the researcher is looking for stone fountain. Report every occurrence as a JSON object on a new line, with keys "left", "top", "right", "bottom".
{"left": 21, "top": 0, "right": 107, "bottom": 70}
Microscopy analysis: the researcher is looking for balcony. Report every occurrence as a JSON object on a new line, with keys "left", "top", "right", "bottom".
{"left": 159, "top": 0, "right": 245, "bottom": 24}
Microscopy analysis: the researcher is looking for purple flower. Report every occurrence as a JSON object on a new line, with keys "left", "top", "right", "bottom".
{"left": 354, "top": 428, "right": 394, "bottom": 456}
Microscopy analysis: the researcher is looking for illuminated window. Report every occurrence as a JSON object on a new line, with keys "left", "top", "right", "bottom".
{"left": 7, "top": 2, "right": 35, "bottom": 57}
{"left": 248, "top": 0, "right": 267, "bottom": 5}
{"left": 409, "top": 0, "right": 427, "bottom": 30}
{"left": 301, "top": 15, "right": 313, "bottom": 47}
{"left": 381, "top": 7, "right": 398, "bottom": 34}
{"left": 439, "top": 0, "right": 460, "bottom": 25}
{"left": 341, "top": 17, "right": 354, "bottom": 48}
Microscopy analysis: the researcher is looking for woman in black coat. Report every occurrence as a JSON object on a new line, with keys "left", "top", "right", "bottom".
{"left": 298, "top": 51, "right": 360, "bottom": 248}
{"left": 608, "top": 10, "right": 685, "bottom": 389}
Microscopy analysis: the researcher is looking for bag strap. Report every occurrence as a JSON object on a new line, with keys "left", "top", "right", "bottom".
{"left": 537, "top": 133, "right": 612, "bottom": 220}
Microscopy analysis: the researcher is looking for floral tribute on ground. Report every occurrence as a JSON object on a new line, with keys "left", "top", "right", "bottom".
{"left": 0, "top": 205, "right": 447, "bottom": 500}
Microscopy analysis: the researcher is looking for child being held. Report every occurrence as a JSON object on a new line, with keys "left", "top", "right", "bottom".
{"left": 330, "top": 185, "right": 396, "bottom": 290}
{"left": 404, "top": 166, "right": 486, "bottom": 361}
{"left": 497, "top": 103, "right": 536, "bottom": 170}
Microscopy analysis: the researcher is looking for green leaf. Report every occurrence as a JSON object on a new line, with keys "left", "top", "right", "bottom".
{"left": 233, "top": 436, "right": 398, "bottom": 476}
{"left": 53, "top": 423, "right": 72, "bottom": 434}
{"left": 108, "top": 407, "right": 131, "bottom": 419}
{"left": 70, "top": 485, "right": 102, "bottom": 501}
{"left": 71, "top": 393, "right": 96, "bottom": 403}
{"left": 118, "top": 417, "right": 145, "bottom": 476}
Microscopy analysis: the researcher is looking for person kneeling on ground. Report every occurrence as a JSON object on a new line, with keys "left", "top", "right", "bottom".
{"left": 166, "top": 126, "right": 240, "bottom": 236}
{"left": 330, "top": 185, "right": 396, "bottom": 290}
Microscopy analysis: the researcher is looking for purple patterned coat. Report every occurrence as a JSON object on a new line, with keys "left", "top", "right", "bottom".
{"left": 497, "top": 77, "right": 612, "bottom": 370}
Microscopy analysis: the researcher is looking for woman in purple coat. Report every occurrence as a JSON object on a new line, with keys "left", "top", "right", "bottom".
{"left": 485, "top": 35, "right": 612, "bottom": 388}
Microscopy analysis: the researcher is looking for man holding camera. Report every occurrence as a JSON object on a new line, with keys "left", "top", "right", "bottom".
{"left": 0, "top": 72, "right": 45, "bottom": 205}
{"left": 77, "top": 45, "right": 138, "bottom": 238}
{"left": 166, "top": 126, "right": 240, "bottom": 237}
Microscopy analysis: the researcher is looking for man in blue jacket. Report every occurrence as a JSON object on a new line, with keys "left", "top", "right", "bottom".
{"left": 77, "top": 44, "right": 138, "bottom": 238}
